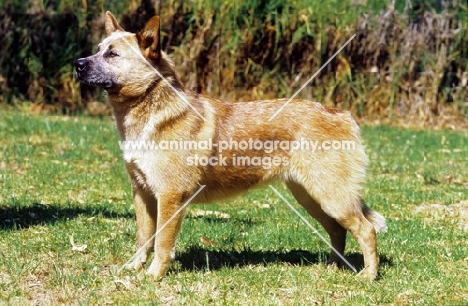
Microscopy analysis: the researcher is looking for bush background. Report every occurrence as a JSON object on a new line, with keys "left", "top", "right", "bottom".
{"left": 0, "top": 0, "right": 467, "bottom": 126}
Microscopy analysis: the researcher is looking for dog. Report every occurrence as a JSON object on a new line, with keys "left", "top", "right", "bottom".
{"left": 75, "top": 11, "right": 387, "bottom": 281}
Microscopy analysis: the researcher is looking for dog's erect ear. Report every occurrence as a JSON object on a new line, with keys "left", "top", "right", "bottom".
{"left": 105, "top": 11, "right": 124, "bottom": 35}
{"left": 137, "top": 16, "right": 161, "bottom": 60}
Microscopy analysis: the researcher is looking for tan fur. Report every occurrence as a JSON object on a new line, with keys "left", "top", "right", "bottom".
{"left": 75, "top": 12, "right": 387, "bottom": 281}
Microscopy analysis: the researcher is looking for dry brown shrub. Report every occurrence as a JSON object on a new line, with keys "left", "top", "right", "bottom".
{"left": 1, "top": 1, "right": 466, "bottom": 126}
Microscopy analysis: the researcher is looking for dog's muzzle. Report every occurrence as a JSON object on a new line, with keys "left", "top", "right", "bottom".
{"left": 74, "top": 58, "right": 115, "bottom": 88}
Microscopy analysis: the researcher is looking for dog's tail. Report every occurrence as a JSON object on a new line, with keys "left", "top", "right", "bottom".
{"left": 362, "top": 204, "right": 388, "bottom": 233}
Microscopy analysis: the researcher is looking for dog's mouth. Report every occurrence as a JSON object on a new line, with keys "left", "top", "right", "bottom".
{"left": 74, "top": 70, "right": 115, "bottom": 89}
{"left": 78, "top": 77, "right": 115, "bottom": 89}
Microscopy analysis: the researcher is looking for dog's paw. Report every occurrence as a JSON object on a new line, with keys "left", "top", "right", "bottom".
{"left": 124, "top": 249, "right": 150, "bottom": 271}
{"left": 326, "top": 257, "right": 345, "bottom": 269}
{"left": 356, "top": 266, "right": 378, "bottom": 281}
{"left": 145, "top": 259, "right": 170, "bottom": 281}
{"left": 124, "top": 258, "right": 145, "bottom": 271}
{"left": 145, "top": 266, "right": 165, "bottom": 282}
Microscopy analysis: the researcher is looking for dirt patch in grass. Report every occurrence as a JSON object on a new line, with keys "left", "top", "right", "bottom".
{"left": 411, "top": 201, "right": 468, "bottom": 231}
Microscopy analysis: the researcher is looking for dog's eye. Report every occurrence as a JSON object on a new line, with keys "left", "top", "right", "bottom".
{"left": 107, "top": 50, "right": 119, "bottom": 58}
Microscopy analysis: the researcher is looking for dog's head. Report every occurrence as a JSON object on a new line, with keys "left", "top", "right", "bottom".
{"left": 75, "top": 12, "right": 170, "bottom": 97}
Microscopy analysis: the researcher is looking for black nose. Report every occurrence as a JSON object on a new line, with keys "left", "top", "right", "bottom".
{"left": 74, "top": 58, "right": 88, "bottom": 72}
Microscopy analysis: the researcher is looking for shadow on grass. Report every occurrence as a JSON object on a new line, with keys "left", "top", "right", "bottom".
{"left": 176, "top": 246, "right": 321, "bottom": 271}
{"left": 0, "top": 202, "right": 133, "bottom": 231}
{"left": 174, "top": 246, "right": 393, "bottom": 274}
{"left": 186, "top": 214, "right": 260, "bottom": 227}
{"left": 1, "top": 202, "right": 394, "bottom": 277}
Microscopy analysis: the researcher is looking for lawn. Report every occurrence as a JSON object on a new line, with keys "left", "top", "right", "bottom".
{"left": 0, "top": 109, "right": 467, "bottom": 304}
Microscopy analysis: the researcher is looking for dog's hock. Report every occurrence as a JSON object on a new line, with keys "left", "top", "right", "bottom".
{"left": 105, "top": 11, "right": 124, "bottom": 35}
{"left": 137, "top": 16, "right": 161, "bottom": 60}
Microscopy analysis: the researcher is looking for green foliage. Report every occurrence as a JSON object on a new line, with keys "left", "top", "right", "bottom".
{"left": 0, "top": 0, "right": 467, "bottom": 123}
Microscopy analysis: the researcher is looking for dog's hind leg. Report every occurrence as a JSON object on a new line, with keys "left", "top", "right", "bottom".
{"left": 286, "top": 181, "right": 347, "bottom": 267}
{"left": 334, "top": 209, "right": 380, "bottom": 280}
{"left": 304, "top": 180, "right": 380, "bottom": 280}
{"left": 288, "top": 175, "right": 384, "bottom": 279}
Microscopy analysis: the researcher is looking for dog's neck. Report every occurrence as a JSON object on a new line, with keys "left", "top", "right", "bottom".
{"left": 108, "top": 82, "right": 193, "bottom": 141}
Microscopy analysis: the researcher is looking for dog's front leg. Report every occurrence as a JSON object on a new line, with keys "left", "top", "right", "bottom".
{"left": 146, "top": 193, "right": 186, "bottom": 280}
{"left": 124, "top": 183, "right": 158, "bottom": 271}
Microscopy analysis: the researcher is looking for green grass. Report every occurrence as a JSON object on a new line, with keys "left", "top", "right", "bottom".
{"left": 0, "top": 109, "right": 467, "bottom": 304}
